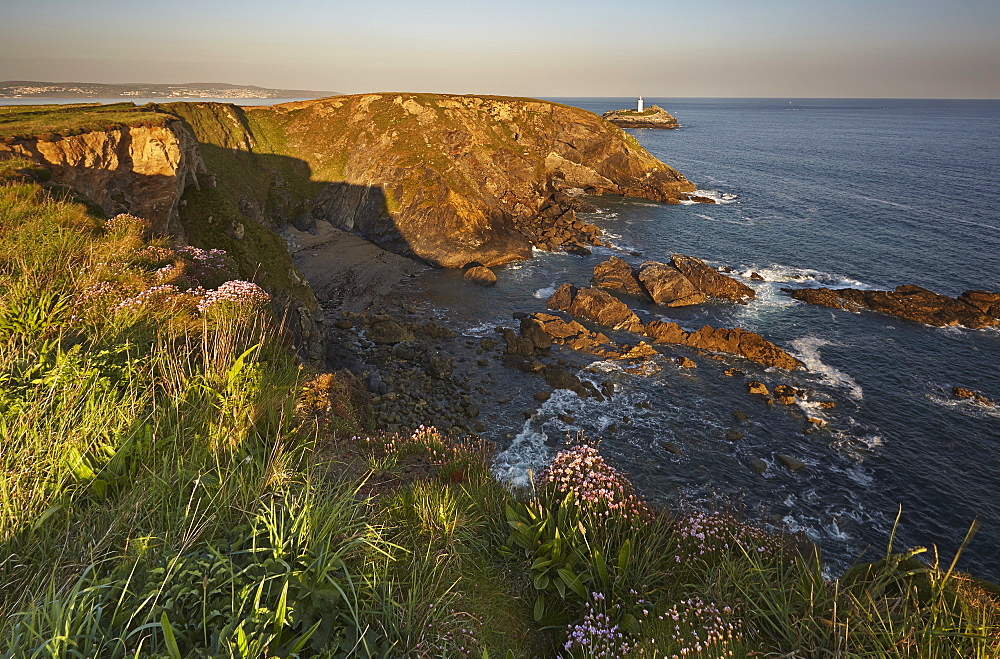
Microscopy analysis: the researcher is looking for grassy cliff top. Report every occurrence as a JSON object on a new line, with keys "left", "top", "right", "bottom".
{"left": 0, "top": 102, "right": 173, "bottom": 140}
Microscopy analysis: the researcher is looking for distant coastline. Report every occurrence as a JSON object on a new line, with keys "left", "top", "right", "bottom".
{"left": 0, "top": 80, "right": 337, "bottom": 100}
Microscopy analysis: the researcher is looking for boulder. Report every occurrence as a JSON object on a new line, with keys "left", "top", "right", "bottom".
{"left": 670, "top": 253, "right": 755, "bottom": 302}
{"left": 502, "top": 328, "right": 536, "bottom": 357}
{"left": 367, "top": 319, "right": 415, "bottom": 345}
{"left": 638, "top": 261, "right": 706, "bottom": 307}
{"left": 787, "top": 285, "right": 999, "bottom": 329}
{"left": 520, "top": 316, "right": 553, "bottom": 350}
{"left": 543, "top": 366, "right": 596, "bottom": 398}
{"left": 592, "top": 256, "right": 646, "bottom": 296}
{"left": 676, "top": 356, "right": 697, "bottom": 368}
{"left": 725, "top": 429, "right": 744, "bottom": 441}
{"left": 748, "top": 457, "right": 768, "bottom": 474}
{"left": 547, "top": 284, "right": 643, "bottom": 332}
{"left": 746, "top": 381, "right": 770, "bottom": 396}
{"left": 464, "top": 265, "right": 497, "bottom": 286}
{"left": 776, "top": 454, "right": 806, "bottom": 473}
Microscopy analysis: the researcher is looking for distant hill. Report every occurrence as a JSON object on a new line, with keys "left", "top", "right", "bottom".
{"left": 0, "top": 81, "right": 338, "bottom": 99}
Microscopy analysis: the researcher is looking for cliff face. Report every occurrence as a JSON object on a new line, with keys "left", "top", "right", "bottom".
{"left": 168, "top": 94, "right": 696, "bottom": 267}
{"left": 0, "top": 121, "right": 205, "bottom": 238}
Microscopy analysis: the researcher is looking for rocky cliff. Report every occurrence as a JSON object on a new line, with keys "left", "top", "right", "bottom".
{"left": 0, "top": 121, "right": 205, "bottom": 239}
{"left": 164, "top": 93, "right": 696, "bottom": 267}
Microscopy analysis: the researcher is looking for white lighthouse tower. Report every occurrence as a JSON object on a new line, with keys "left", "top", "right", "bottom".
{"left": 637, "top": 96, "right": 644, "bottom": 112}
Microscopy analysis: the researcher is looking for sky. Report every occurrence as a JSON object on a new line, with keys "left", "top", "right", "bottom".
{"left": 2, "top": 0, "right": 999, "bottom": 98}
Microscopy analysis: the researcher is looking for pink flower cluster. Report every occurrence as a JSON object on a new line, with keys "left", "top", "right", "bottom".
{"left": 117, "top": 284, "right": 182, "bottom": 311}
{"left": 561, "top": 599, "right": 632, "bottom": 658}
{"left": 174, "top": 246, "right": 234, "bottom": 286}
{"left": 104, "top": 213, "right": 149, "bottom": 235}
{"left": 196, "top": 280, "right": 269, "bottom": 314}
{"left": 357, "top": 425, "right": 489, "bottom": 467}
{"left": 537, "top": 444, "right": 648, "bottom": 518}
{"left": 672, "top": 510, "right": 782, "bottom": 565}
{"left": 659, "top": 597, "right": 742, "bottom": 658}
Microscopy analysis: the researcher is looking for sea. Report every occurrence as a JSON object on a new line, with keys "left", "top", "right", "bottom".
{"left": 6, "top": 96, "right": 999, "bottom": 580}
{"left": 401, "top": 98, "right": 1000, "bottom": 581}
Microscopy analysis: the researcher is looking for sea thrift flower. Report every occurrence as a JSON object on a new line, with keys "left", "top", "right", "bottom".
{"left": 196, "top": 280, "right": 270, "bottom": 314}
{"left": 536, "top": 443, "right": 649, "bottom": 519}
{"left": 117, "top": 284, "right": 182, "bottom": 310}
{"left": 560, "top": 600, "right": 632, "bottom": 658}
{"left": 104, "top": 213, "right": 149, "bottom": 235}
{"left": 659, "top": 597, "right": 742, "bottom": 658}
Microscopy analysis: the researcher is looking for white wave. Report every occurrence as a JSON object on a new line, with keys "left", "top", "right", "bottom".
{"left": 492, "top": 389, "right": 583, "bottom": 486}
{"left": 460, "top": 322, "right": 500, "bottom": 337}
{"left": 926, "top": 391, "right": 1000, "bottom": 419}
{"left": 739, "top": 263, "right": 872, "bottom": 290}
{"left": 533, "top": 285, "right": 558, "bottom": 299}
{"left": 789, "top": 336, "right": 864, "bottom": 400}
{"left": 678, "top": 189, "right": 739, "bottom": 205}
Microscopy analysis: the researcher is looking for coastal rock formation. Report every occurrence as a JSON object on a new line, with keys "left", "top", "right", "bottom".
{"left": 165, "top": 94, "right": 696, "bottom": 268}
{"left": 638, "top": 260, "right": 707, "bottom": 307}
{"left": 591, "top": 256, "right": 645, "bottom": 296}
{"left": 592, "top": 255, "right": 755, "bottom": 306}
{"left": 786, "top": 285, "right": 1000, "bottom": 328}
{"left": 670, "top": 253, "right": 756, "bottom": 302}
{"left": 0, "top": 121, "right": 205, "bottom": 238}
{"left": 603, "top": 105, "right": 680, "bottom": 129}
{"left": 546, "top": 283, "right": 644, "bottom": 332}
{"left": 644, "top": 320, "right": 801, "bottom": 370}
{"left": 545, "top": 281, "right": 798, "bottom": 369}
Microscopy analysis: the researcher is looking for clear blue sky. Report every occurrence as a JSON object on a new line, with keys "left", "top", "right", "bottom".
{"left": 2, "top": 0, "right": 998, "bottom": 97}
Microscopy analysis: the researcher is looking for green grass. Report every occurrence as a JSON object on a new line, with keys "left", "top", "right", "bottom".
{"left": 0, "top": 103, "right": 173, "bottom": 141}
{"left": 0, "top": 179, "right": 998, "bottom": 658}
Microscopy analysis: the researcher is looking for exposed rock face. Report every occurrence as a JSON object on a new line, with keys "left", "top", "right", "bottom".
{"left": 602, "top": 105, "right": 680, "bottom": 129}
{"left": 593, "top": 255, "right": 755, "bottom": 307}
{"left": 546, "top": 283, "right": 644, "bottom": 332}
{"left": 670, "top": 254, "right": 755, "bottom": 302}
{"left": 638, "top": 261, "right": 707, "bottom": 307}
{"left": 591, "top": 256, "right": 645, "bottom": 296}
{"left": 786, "top": 285, "right": 1000, "bottom": 328}
{"left": 644, "top": 321, "right": 801, "bottom": 370}
{"left": 0, "top": 121, "right": 205, "bottom": 238}
{"left": 167, "top": 94, "right": 696, "bottom": 268}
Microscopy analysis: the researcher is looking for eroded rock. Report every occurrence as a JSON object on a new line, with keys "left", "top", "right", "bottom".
{"left": 787, "top": 285, "right": 999, "bottom": 328}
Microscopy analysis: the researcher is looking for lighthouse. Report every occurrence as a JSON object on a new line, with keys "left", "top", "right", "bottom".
{"left": 637, "top": 96, "right": 644, "bottom": 112}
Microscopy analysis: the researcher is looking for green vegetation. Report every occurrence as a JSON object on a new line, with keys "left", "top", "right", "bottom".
{"left": 1, "top": 121, "right": 999, "bottom": 658}
{"left": 0, "top": 103, "right": 173, "bottom": 141}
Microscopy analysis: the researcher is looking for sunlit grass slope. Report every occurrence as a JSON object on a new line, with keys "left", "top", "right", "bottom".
{"left": 0, "top": 173, "right": 998, "bottom": 657}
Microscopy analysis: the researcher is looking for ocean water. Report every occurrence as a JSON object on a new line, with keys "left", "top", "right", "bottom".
{"left": 403, "top": 98, "right": 1000, "bottom": 581}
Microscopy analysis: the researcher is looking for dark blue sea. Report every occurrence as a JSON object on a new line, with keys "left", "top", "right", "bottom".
{"left": 404, "top": 98, "right": 1000, "bottom": 581}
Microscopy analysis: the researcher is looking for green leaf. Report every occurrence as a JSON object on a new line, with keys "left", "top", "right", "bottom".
{"left": 618, "top": 538, "right": 632, "bottom": 573}
{"left": 160, "top": 612, "right": 182, "bottom": 659}
{"left": 556, "top": 567, "right": 587, "bottom": 598}
{"left": 532, "top": 573, "right": 550, "bottom": 591}
{"left": 593, "top": 549, "right": 610, "bottom": 588}
{"left": 533, "top": 593, "right": 546, "bottom": 622}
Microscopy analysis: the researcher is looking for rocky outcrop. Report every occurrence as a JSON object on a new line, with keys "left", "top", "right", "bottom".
{"left": 591, "top": 256, "right": 645, "bottom": 296}
{"left": 0, "top": 120, "right": 205, "bottom": 238}
{"left": 546, "top": 283, "right": 644, "bottom": 332}
{"left": 644, "top": 320, "right": 801, "bottom": 370}
{"left": 670, "top": 253, "right": 755, "bottom": 302}
{"left": 593, "top": 255, "right": 755, "bottom": 306}
{"left": 546, "top": 282, "right": 798, "bottom": 369}
{"left": 638, "top": 261, "right": 707, "bottom": 307}
{"left": 602, "top": 105, "right": 680, "bottom": 129}
{"left": 166, "top": 94, "right": 696, "bottom": 268}
{"left": 786, "top": 285, "right": 1000, "bottom": 328}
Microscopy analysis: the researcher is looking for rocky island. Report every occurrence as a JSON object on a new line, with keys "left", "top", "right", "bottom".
{"left": 603, "top": 104, "right": 680, "bottom": 129}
